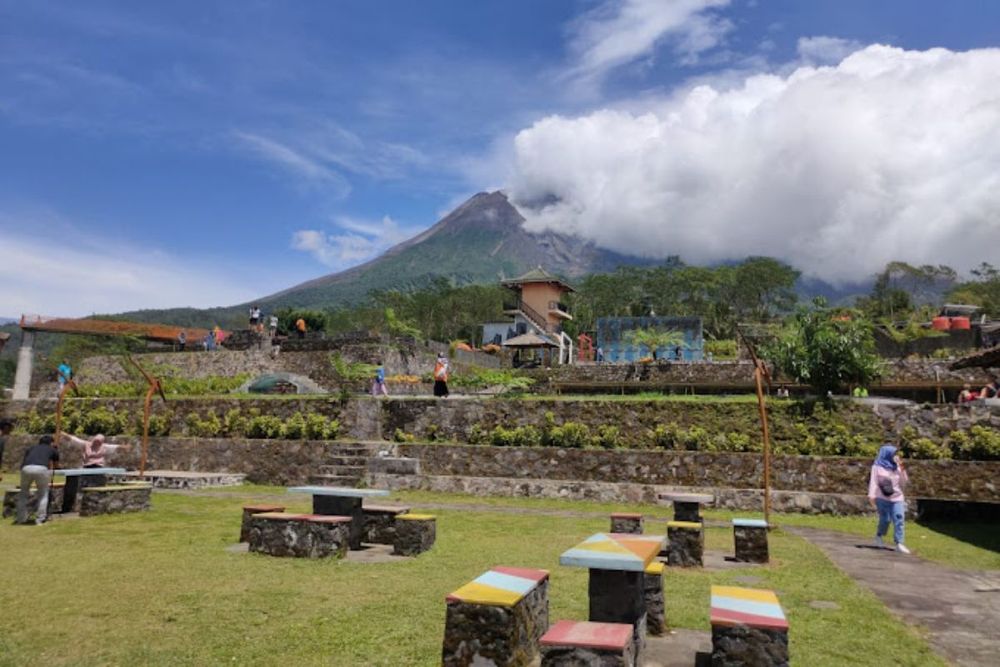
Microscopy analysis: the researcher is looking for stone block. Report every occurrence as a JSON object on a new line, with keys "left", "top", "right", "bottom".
{"left": 711, "top": 586, "right": 788, "bottom": 667}
{"left": 240, "top": 504, "right": 286, "bottom": 543}
{"left": 362, "top": 504, "right": 410, "bottom": 544}
{"left": 643, "top": 562, "right": 665, "bottom": 636}
{"left": 588, "top": 569, "right": 647, "bottom": 662}
{"left": 79, "top": 485, "right": 152, "bottom": 517}
{"left": 733, "top": 519, "right": 769, "bottom": 563}
{"left": 248, "top": 513, "right": 350, "bottom": 559}
{"left": 443, "top": 566, "right": 550, "bottom": 666}
{"left": 368, "top": 457, "right": 420, "bottom": 476}
{"left": 3, "top": 484, "right": 65, "bottom": 518}
{"left": 540, "top": 620, "right": 635, "bottom": 667}
{"left": 393, "top": 513, "right": 435, "bottom": 556}
{"left": 610, "top": 513, "right": 643, "bottom": 534}
{"left": 667, "top": 521, "right": 703, "bottom": 567}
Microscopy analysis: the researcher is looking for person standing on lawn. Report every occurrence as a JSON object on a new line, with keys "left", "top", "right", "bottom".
{"left": 868, "top": 444, "right": 910, "bottom": 554}
{"left": 16, "top": 435, "right": 59, "bottom": 525}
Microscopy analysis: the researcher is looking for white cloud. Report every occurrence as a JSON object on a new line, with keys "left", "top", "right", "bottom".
{"left": 566, "top": 0, "right": 732, "bottom": 87}
{"left": 797, "top": 36, "right": 865, "bottom": 65}
{"left": 508, "top": 45, "right": 1000, "bottom": 283}
{"left": 232, "top": 130, "right": 351, "bottom": 196}
{"left": 291, "top": 215, "right": 414, "bottom": 269}
{"left": 0, "top": 220, "right": 258, "bottom": 317}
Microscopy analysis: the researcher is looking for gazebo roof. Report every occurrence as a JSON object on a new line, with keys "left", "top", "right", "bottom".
{"left": 502, "top": 332, "right": 559, "bottom": 348}
{"left": 501, "top": 267, "right": 575, "bottom": 292}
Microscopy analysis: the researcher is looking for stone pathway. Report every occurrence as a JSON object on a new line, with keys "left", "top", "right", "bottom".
{"left": 789, "top": 526, "right": 1000, "bottom": 667}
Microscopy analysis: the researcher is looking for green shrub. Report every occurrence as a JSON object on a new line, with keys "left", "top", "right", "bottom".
{"left": 147, "top": 412, "right": 172, "bottom": 436}
{"left": 324, "top": 419, "right": 341, "bottom": 439}
{"left": 185, "top": 412, "right": 221, "bottom": 438}
{"left": 246, "top": 415, "right": 283, "bottom": 439}
{"left": 223, "top": 409, "right": 246, "bottom": 437}
{"left": 648, "top": 423, "right": 680, "bottom": 449}
{"left": 81, "top": 406, "right": 128, "bottom": 436}
{"left": 468, "top": 424, "right": 487, "bottom": 445}
{"left": 393, "top": 428, "right": 415, "bottom": 443}
{"left": 490, "top": 425, "right": 542, "bottom": 447}
{"left": 546, "top": 421, "right": 591, "bottom": 449}
{"left": 592, "top": 425, "right": 622, "bottom": 449}
{"left": 21, "top": 410, "right": 55, "bottom": 434}
{"left": 303, "top": 413, "right": 330, "bottom": 440}
{"left": 950, "top": 426, "right": 1000, "bottom": 461}
{"left": 704, "top": 339, "right": 738, "bottom": 359}
{"left": 903, "top": 437, "right": 951, "bottom": 460}
{"left": 282, "top": 412, "right": 306, "bottom": 439}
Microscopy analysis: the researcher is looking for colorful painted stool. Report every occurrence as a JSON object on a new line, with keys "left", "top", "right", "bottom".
{"left": 732, "top": 518, "right": 769, "bottom": 563}
{"left": 393, "top": 513, "right": 435, "bottom": 556}
{"left": 442, "top": 566, "right": 550, "bottom": 666}
{"left": 667, "top": 520, "right": 704, "bottom": 567}
{"left": 610, "top": 512, "right": 643, "bottom": 534}
{"left": 710, "top": 585, "right": 789, "bottom": 666}
{"left": 240, "top": 504, "right": 286, "bottom": 543}
{"left": 540, "top": 620, "right": 635, "bottom": 666}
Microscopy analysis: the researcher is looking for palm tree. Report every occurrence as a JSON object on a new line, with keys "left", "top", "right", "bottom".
{"left": 624, "top": 327, "right": 686, "bottom": 360}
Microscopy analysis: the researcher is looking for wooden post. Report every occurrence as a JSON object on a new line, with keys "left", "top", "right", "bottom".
{"left": 54, "top": 379, "right": 78, "bottom": 448}
{"left": 127, "top": 356, "right": 167, "bottom": 478}
{"left": 754, "top": 366, "right": 772, "bottom": 524}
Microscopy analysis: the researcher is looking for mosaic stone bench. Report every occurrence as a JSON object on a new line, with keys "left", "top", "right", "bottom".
{"left": 643, "top": 561, "right": 665, "bottom": 636}
{"left": 610, "top": 512, "right": 643, "bottom": 534}
{"left": 79, "top": 484, "right": 152, "bottom": 517}
{"left": 667, "top": 521, "right": 704, "bottom": 567}
{"left": 248, "top": 512, "right": 351, "bottom": 559}
{"left": 443, "top": 566, "right": 550, "bottom": 666}
{"left": 540, "top": 620, "right": 635, "bottom": 667}
{"left": 733, "top": 518, "right": 770, "bottom": 564}
{"left": 240, "top": 504, "right": 286, "bottom": 543}
{"left": 658, "top": 492, "right": 713, "bottom": 523}
{"left": 3, "top": 483, "right": 65, "bottom": 518}
{"left": 362, "top": 504, "right": 410, "bottom": 544}
{"left": 393, "top": 513, "right": 436, "bottom": 556}
{"left": 710, "top": 586, "right": 788, "bottom": 666}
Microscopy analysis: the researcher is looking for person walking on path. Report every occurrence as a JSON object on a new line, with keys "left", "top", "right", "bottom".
{"left": 433, "top": 353, "right": 450, "bottom": 398}
{"left": 268, "top": 314, "right": 279, "bottom": 339}
{"left": 868, "top": 444, "right": 910, "bottom": 554}
{"left": 60, "top": 433, "right": 132, "bottom": 468}
{"left": 57, "top": 360, "right": 73, "bottom": 391}
{"left": 16, "top": 435, "right": 59, "bottom": 525}
{"left": 371, "top": 360, "right": 389, "bottom": 397}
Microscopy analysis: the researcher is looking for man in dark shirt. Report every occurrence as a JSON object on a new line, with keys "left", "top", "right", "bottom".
{"left": 16, "top": 435, "right": 60, "bottom": 525}
{"left": 0, "top": 418, "right": 12, "bottom": 483}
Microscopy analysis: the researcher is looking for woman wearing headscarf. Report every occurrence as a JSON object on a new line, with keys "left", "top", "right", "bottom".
{"left": 867, "top": 444, "right": 910, "bottom": 554}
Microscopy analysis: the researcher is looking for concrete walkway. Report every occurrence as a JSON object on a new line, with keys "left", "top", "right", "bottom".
{"left": 789, "top": 527, "right": 1000, "bottom": 667}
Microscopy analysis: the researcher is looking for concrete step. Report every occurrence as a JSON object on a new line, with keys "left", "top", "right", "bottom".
{"left": 316, "top": 465, "right": 367, "bottom": 475}
{"left": 322, "top": 456, "right": 370, "bottom": 466}
{"left": 308, "top": 474, "right": 364, "bottom": 487}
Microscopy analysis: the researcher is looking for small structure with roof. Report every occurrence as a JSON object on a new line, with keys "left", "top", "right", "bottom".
{"left": 482, "top": 267, "right": 576, "bottom": 365}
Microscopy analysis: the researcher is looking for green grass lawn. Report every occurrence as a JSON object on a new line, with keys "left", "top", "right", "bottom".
{"left": 0, "top": 488, "right": 984, "bottom": 666}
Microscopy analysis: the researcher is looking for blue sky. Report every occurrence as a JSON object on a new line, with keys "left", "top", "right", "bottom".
{"left": 2, "top": 1, "right": 999, "bottom": 315}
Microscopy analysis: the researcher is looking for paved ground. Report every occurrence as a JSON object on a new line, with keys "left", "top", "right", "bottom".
{"left": 790, "top": 526, "right": 1000, "bottom": 667}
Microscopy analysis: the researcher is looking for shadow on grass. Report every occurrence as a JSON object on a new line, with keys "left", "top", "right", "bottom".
{"left": 917, "top": 520, "right": 1000, "bottom": 556}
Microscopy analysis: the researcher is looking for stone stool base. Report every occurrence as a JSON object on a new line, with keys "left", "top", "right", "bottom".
{"left": 248, "top": 513, "right": 350, "bottom": 558}
{"left": 588, "top": 569, "right": 647, "bottom": 662}
{"left": 443, "top": 567, "right": 550, "bottom": 666}
{"left": 3, "top": 484, "right": 65, "bottom": 518}
{"left": 240, "top": 504, "right": 286, "bottom": 543}
{"left": 643, "top": 562, "right": 665, "bottom": 636}
{"left": 362, "top": 504, "right": 410, "bottom": 544}
{"left": 711, "top": 624, "right": 788, "bottom": 666}
{"left": 393, "top": 514, "right": 436, "bottom": 556}
{"left": 79, "top": 485, "right": 152, "bottom": 517}
{"left": 540, "top": 620, "right": 635, "bottom": 667}
{"left": 733, "top": 519, "right": 769, "bottom": 563}
{"left": 610, "top": 513, "right": 643, "bottom": 534}
{"left": 667, "top": 521, "right": 704, "bottom": 567}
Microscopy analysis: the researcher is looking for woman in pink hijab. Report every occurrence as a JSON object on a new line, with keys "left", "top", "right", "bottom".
{"left": 61, "top": 433, "right": 132, "bottom": 468}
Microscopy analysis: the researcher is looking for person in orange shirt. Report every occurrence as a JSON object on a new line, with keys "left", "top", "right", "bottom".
{"left": 295, "top": 318, "right": 307, "bottom": 339}
{"left": 433, "top": 353, "right": 449, "bottom": 398}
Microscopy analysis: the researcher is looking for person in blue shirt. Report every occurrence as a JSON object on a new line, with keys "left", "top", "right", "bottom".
{"left": 371, "top": 360, "right": 389, "bottom": 397}
{"left": 57, "top": 361, "right": 73, "bottom": 391}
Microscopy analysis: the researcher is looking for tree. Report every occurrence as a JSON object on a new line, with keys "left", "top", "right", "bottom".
{"left": 765, "top": 299, "right": 881, "bottom": 395}
{"left": 624, "top": 327, "right": 685, "bottom": 360}
{"left": 948, "top": 262, "right": 1000, "bottom": 318}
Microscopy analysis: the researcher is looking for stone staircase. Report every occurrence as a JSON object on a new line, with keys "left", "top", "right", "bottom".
{"left": 308, "top": 443, "right": 377, "bottom": 487}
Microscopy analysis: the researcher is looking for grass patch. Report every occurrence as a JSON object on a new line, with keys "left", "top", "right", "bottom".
{"left": 0, "top": 489, "right": 974, "bottom": 665}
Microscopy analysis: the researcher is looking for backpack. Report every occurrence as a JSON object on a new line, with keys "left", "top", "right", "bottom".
{"left": 877, "top": 475, "right": 895, "bottom": 497}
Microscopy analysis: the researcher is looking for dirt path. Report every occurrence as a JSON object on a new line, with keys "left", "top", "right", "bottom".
{"left": 789, "top": 526, "right": 1000, "bottom": 667}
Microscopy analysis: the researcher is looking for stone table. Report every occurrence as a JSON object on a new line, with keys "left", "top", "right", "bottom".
{"left": 657, "top": 492, "right": 713, "bottom": 523}
{"left": 559, "top": 532, "right": 665, "bottom": 663}
{"left": 57, "top": 468, "right": 127, "bottom": 514}
{"left": 287, "top": 486, "right": 389, "bottom": 549}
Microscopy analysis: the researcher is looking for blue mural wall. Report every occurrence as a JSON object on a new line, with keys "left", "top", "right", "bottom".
{"left": 595, "top": 316, "right": 704, "bottom": 362}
